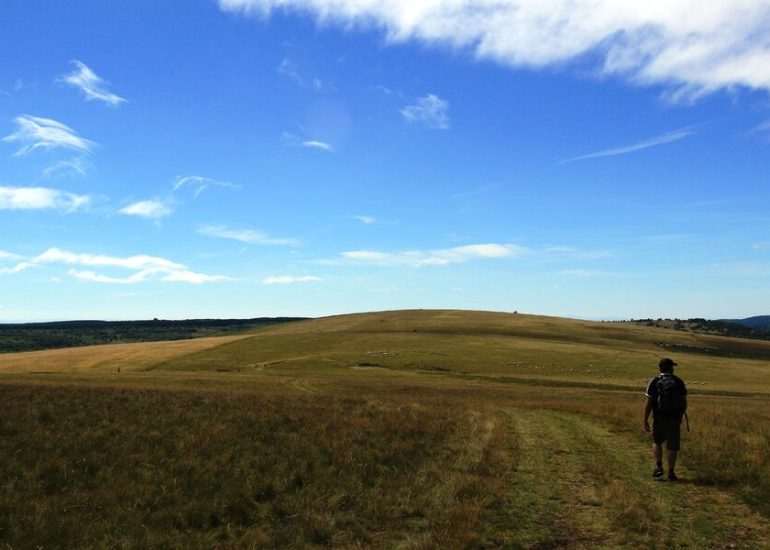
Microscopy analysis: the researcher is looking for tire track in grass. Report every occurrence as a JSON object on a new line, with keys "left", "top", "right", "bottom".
{"left": 504, "top": 409, "right": 770, "bottom": 548}
{"left": 502, "top": 409, "right": 618, "bottom": 548}
{"left": 550, "top": 411, "right": 770, "bottom": 548}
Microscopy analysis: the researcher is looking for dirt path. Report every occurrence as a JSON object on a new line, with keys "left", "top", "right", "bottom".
{"left": 500, "top": 409, "right": 770, "bottom": 548}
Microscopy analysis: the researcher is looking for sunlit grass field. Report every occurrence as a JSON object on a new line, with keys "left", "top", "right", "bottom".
{"left": 2, "top": 310, "right": 770, "bottom": 548}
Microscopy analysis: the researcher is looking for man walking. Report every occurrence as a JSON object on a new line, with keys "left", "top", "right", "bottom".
{"left": 644, "top": 358, "right": 687, "bottom": 481}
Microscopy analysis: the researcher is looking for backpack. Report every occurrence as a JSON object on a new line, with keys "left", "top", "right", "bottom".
{"left": 657, "top": 375, "right": 682, "bottom": 416}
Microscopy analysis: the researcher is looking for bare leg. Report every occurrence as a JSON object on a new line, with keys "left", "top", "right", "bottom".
{"left": 653, "top": 442, "right": 662, "bottom": 464}
{"left": 667, "top": 449, "right": 678, "bottom": 472}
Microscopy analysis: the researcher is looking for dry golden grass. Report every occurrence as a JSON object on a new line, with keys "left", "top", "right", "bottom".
{"left": 2, "top": 309, "right": 770, "bottom": 547}
{"left": 140, "top": 309, "right": 770, "bottom": 394}
{"left": 0, "top": 382, "right": 513, "bottom": 548}
{"left": 0, "top": 333, "right": 250, "bottom": 374}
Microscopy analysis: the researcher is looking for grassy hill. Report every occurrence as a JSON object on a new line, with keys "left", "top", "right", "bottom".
{"left": 2, "top": 309, "right": 770, "bottom": 547}
{"left": 5, "top": 309, "right": 770, "bottom": 392}
{"left": 21, "top": 308, "right": 761, "bottom": 394}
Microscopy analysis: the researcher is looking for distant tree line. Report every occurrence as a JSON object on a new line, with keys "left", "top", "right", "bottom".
{"left": 624, "top": 318, "right": 770, "bottom": 340}
{"left": 0, "top": 317, "right": 306, "bottom": 354}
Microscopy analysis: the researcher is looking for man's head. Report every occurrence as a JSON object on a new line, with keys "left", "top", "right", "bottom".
{"left": 659, "top": 357, "right": 677, "bottom": 373}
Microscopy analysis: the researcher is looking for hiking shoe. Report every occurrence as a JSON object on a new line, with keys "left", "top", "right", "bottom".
{"left": 653, "top": 466, "right": 664, "bottom": 479}
{"left": 667, "top": 471, "right": 678, "bottom": 482}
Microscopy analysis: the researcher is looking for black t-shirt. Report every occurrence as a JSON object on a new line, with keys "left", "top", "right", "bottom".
{"left": 645, "top": 373, "right": 687, "bottom": 414}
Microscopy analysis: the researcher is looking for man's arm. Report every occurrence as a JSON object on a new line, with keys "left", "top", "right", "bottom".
{"left": 644, "top": 396, "right": 653, "bottom": 432}
{"left": 679, "top": 378, "right": 688, "bottom": 415}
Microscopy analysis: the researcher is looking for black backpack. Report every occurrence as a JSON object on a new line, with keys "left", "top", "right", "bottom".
{"left": 657, "top": 375, "right": 682, "bottom": 416}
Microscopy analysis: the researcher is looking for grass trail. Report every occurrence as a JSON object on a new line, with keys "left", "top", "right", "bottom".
{"left": 503, "top": 409, "right": 770, "bottom": 548}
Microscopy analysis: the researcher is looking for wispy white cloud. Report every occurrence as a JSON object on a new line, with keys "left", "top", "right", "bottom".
{"left": 374, "top": 84, "right": 405, "bottom": 98}
{"left": 118, "top": 175, "right": 237, "bottom": 222}
{"left": 302, "top": 140, "right": 334, "bottom": 152}
{"left": 282, "top": 132, "right": 335, "bottom": 152}
{"left": 561, "top": 127, "right": 694, "bottom": 163}
{"left": 68, "top": 269, "right": 150, "bottom": 284}
{"left": 343, "top": 243, "right": 526, "bottom": 267}
{"left": 58, "top": 60, "right": 126, "bottom": 107}
{"left": 0, "top": 186, "right": 91, "bottom": 212}
{"left": 1, "top": 247, "right": 235, "bottom": 284}
{"left": 277, "top": 57, "right": 333, "bottom": 92}
{"left": 119, "top": 199, "right": 173, "bottom": 220}
{"left": 401, "top": 94, "right": 450, "bottom": 129}
{"left": 354, "top": 215, "right": 376, "bottom": 224}
{"left": 199, "top": 224, "right": 299, "bottom": 246}
{"left": 43, "top": 157, "right": 88, "bottom": 178}
{"left": 220, "top": 1, "right": 770, "bottom": 98}
{"left": 172, "top": 175, "right": 240, "bottom": 197}
{"left": 35, "top": 248, "right": 184, "bottom": 271}
{"left": 0, "top": 249, "right": 33, "bottom": 276}
{"left": 3, "top": 115, "right": 95, "bottom": 156}
{"left": 278, "top": 57, "right": 304, "bottom": 85}
{"left": 1, "top": 80, "right": 25, "bottom": 96}
{"left": 68, "top": 269, "right": 232, "bottom": 284}
{"left": 262, "top": 275, "right": 322, "bottom": 284}
{"left": 752, "top": 242, "right": 768, "bottom": 250}
{"left": 0, "top": 262, "right": 33, "bottom": 275}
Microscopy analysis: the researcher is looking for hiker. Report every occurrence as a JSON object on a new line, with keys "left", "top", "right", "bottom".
{"left": 643, "top": 358, "right": 687, "bottom": 481}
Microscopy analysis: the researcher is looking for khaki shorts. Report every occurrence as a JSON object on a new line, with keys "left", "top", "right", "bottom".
{"left": 652, "top": 413, "right": 682, "bottom": 451}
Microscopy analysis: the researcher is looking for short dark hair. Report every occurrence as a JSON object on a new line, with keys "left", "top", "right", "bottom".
{"left": 659, "top": 357, "right": 677, "bottom": 372}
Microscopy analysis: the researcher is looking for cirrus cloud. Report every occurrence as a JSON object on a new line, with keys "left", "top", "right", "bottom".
{"left": 3, "top": 116, "right": 95, "bottom": 156}
{"left": 58, "top": 60, "right": 126, "bottom": 107}
{"left": 343, "top": 243, "right": 527, "bottom": 267}
{"left": 560, "top": 127, "right": 695, "bottom": 163}
{"left": 199, "top": 224, "right": 299, "bottom": 246}
{"left": 0, "top": 250, "right": 33, "bottom": 276}
{"left": 43, "top": 157, "right": 89, "bottom": 179}
{"left": 302, "top": 140, "right": 334, "bottom": 152}
{"left": 172, "top": 175, "right": 241, "bottom": 197}
{"left": 401, "top": 94, "right": 450, "bottom": 129}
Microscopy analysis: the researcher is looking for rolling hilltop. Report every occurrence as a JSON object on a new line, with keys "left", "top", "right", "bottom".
{"left": 4, "top": 309, "right": 770, "bottom": 394}
{"left": 2, "top": 309, "right": 770, "bottom": 547}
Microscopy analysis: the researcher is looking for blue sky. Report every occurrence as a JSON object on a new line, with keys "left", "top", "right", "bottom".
{"left": 1, "top": 0, "right": 769, "bottom": 321}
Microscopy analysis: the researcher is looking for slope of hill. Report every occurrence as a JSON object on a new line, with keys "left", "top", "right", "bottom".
{"left": 148, "top": 309, "right": 770, "bottom": 391}
{"left": 5, "top": 309, "right": 767, "bottom": 394}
